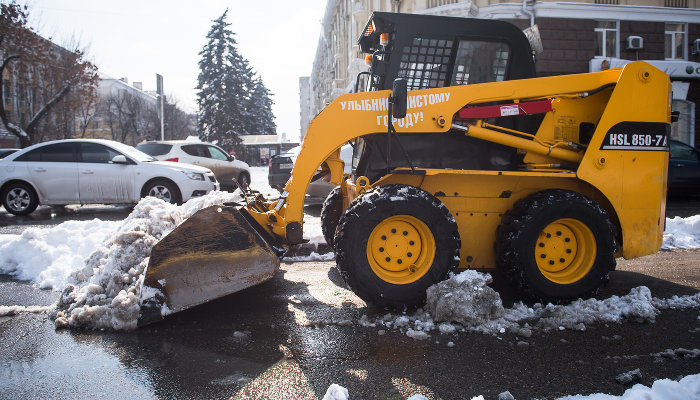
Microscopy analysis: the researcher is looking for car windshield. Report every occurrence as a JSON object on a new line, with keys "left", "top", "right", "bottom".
{"left": 108, "top": 141, "right": 157, "bottom": 162}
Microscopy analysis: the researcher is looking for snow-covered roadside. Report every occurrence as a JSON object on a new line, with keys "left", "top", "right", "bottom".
{"left": 322, "top": 373, "right": 700, "bottom": 400}
{"left": 0, "top": 194, "right": 699, "bottom": 332}
{"left": 662, "top": 215, "right": 700, "bottom": 249}
{"left": 1, "top": 191, "right": 241, "bottom": 330}
{"left": 352, "top": 270, "right": 700, "bottom": 340}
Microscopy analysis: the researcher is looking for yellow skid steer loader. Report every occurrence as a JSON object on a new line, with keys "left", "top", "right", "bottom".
{"left": 137, "top": 13, "right": 672, "bottom": 326}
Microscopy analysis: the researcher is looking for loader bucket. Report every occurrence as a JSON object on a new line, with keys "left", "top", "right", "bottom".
{"left": 138, "top": 205, "right": 280, "bottom": 326}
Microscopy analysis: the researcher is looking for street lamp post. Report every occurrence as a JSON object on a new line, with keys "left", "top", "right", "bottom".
{"left": 156, "top": 73, "right": 164, "bottom": 141}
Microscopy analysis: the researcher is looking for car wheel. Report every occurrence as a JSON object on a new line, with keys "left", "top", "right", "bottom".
{"left": 495, "top": 189, "right": 617, "bottom": 302}
{"left": 2, "top": 182, "right": 39, "bottom": 216}
{"left": 143, "top": 180, "right": 181, "bottom": 204}
{"left": 320, "top": 186, "right": 343, "bottom": 248}
{"left": 335, "top": 184, "right": 460, "bottom": 306}
{"left": 237, "top": 173, "right": 250, "bottom": 190}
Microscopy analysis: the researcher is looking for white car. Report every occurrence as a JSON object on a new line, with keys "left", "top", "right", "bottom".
{"left": 269, "top": 144, "right": 353, "bottom": 200}
{"left": 136, "top": 140, "right": 250, "bottom": 192}
{"left": 0, "top": 139, "right": 219, "bottom": 216}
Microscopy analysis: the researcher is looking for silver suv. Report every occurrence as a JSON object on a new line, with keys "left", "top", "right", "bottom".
{"left": 137, "top": 140, "right": 250, "bottom": 192}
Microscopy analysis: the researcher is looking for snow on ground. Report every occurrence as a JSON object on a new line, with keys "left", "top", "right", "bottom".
{"left": 662, "top": 215, "right": 700, "bottom": 249}
{"left": 0, "top": 166, "right": 699, "bottom": 396}
{"left": 0, "top": 219, "right": 119, "bottom": 288}
{"left": 357, "top": 270, "right": 700, "bottom": 340}
{"left": 324, "top": 373, "right": 700, "bottom": 400}
{"left": 0, "top": 168, "right": 697, "bottom": 333}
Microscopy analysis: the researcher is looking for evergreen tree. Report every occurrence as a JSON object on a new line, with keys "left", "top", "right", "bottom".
{"left": 246, "top": 76, "right": 276, "bottom": 135}
{"left": 197, "top": 9, "right": 255, "bottom": 153}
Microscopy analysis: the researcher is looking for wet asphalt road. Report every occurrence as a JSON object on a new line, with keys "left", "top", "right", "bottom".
{"left": 0, "top": 199, "right": 699, "bottom": 399}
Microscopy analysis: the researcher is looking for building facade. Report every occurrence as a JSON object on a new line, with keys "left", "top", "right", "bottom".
{"left": 80, "top": 76, "right": 159, "bottom": 145}
{"left": 303, "top": 0, "right": 699, "bottom": 143}
{"left": 1, "top": 38, "right": 84, "bottom": 147}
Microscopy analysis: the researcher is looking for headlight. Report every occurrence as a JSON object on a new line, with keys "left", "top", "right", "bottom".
{"left": 182, "top": 171, "right": 204, "bottom": 181}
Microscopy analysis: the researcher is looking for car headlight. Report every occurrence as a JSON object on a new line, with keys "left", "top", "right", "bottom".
{"left": 182, "top": 171, "right": 205, "bottom": 181}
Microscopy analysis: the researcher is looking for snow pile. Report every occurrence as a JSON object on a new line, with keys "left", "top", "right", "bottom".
{"left": 0, "top": 219, "right": 119, "bottom": 288}
{"left": 360, "top": 271, "right": 693, "bottom": 340}
{"left": 426, "top": 270, "right": 505, "bottom": 326}
{"left": 324, "top": 374, "right": 700, "bottom": 400}
{"left": 0, "top": 304, "right": 54, "bottom": 317}
{"left": 51, "top": 191, "right": 238, "bottom": 330}
{"left": 653, "top": 292, "right": 700, "bottom": 309}
{"left": 323, "top": 384, "right": 349, "bottom": 400}
{"left": 615, "top": 368, "right": 642, "bottom": 385}
{"left": 662, "top": 215, "right": 700, "bottom": 249}
{"left": 557, "top": 373, "right": 700, "bottom": 400}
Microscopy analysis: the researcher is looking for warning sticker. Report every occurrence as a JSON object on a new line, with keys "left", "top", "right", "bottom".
{"left": 500, "top": 105, "right": 519, "bottom": 117}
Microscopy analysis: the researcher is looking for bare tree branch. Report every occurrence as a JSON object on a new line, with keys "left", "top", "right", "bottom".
{"left": 26, "top": 85, "right": 70, "bottom": 134}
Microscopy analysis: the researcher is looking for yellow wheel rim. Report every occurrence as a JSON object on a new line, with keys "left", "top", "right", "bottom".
{"left": 535, "top": 218, "right": 597, "bottom": 285}
{"left": 367, "top": 215, "right": 435, "bottom": 285}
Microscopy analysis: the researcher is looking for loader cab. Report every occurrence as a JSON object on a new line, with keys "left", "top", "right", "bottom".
{"left": 352, "top": 12, "right": 540, "bottom": 183}
{"left": 357, "top": 12, "right": 536, "bottom": 92}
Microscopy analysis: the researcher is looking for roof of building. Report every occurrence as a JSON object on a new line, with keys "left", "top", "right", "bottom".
{"left": 241, "top": 135, "right": 283, "bottom": 145}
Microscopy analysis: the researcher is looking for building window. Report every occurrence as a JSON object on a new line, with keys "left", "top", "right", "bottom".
{"left": 664, "top": 0, "right": 688, "bottom": 7}
{"left": 595, "top": 21, "right": 618, "bottom": 58}
{"left": 3, "top": 79, "right": 11, "bottom": 105}
{"left": 665, "top": 23, "right": 687, "bottom": 60}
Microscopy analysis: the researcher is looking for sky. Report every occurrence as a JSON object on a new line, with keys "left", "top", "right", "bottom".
{"left": 21, "top": 0, "right": 328, "bottom": 142}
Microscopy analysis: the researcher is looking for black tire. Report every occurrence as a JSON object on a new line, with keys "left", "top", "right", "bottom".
{"left": 320, "top": 186, "right": 343, "bottom": 248}
{"left": 495, "top": 189, "right": 617, "bottom": 302}
{"left": 2, "top": 182, "right": 39, "bottom": 216}
{"left": 335, "top": 184, "right": 460, "bottom": 306}
{"left": 142, "top": 179, "right": 181, "bottom": 204}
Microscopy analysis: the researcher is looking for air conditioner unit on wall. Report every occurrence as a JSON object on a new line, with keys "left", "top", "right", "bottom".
{"left": 626, "top": 36, "right": 643, "bottom": 50}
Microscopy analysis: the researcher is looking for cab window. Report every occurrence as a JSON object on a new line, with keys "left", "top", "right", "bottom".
{"left": 450, "top": 40, "right": 510, "bottom": 86}
{"left": 397, "top": 37, "right": 453, "bottom": 90}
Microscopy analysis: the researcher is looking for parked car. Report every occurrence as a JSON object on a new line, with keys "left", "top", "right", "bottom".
{"left": 0, "top": 149, "right": 19, "bottom": 159}
{"left": 669, "top": 139, "right": 700, "bottom": 196}
{"left": 136, "top": 140, "right": 250, "bottom": 192}
{"left": 269, "top": 144, "right": 353, "bottom": 199}
{"left": 0, "top": 139, "right": 218, "bottom": 216}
